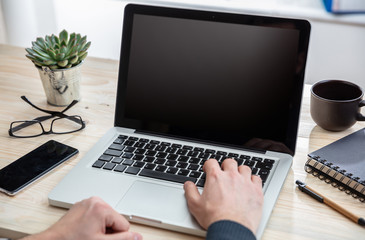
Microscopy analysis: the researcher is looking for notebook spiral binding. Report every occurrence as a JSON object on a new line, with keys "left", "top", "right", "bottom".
{"left": 305, "top": 156, "right": 365, "bottom": 202}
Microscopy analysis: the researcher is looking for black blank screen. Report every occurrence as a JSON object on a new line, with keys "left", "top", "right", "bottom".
{"left": 116, "top": 5, "right": 310, "bottom": 154}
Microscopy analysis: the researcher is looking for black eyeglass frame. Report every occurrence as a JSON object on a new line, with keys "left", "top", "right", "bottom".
{"left": 9, "top": 96, "right": 85, "bottom": 138}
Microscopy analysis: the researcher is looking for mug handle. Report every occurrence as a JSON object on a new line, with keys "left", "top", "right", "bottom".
{"left": 357, "top": 100, "right": 365, "bottom": 121}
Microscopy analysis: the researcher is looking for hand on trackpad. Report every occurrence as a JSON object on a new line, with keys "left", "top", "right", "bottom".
{"left": 116, "top": 181, "right": 189, "bottom": 223}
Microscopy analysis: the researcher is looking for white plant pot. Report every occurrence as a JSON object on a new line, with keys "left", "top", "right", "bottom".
{"left": 37, "top": 63, "right": 82, "bottom": 106}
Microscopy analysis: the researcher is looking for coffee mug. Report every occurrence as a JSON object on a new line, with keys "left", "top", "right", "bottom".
{"left": 310, "top": 79, "right": 365, "bottom": 131}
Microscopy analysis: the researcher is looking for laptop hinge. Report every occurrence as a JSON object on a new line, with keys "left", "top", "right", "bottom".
{"left": 134, "top": 130, "right": 266, "bottom": 154}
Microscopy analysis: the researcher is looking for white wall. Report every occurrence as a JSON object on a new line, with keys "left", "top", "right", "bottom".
{"left": 1, "top": 0, "right": 365, "bottom": 87}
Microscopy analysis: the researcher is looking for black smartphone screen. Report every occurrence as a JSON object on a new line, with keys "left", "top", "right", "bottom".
{"left": 0, "top": 140, "right": 78, "bottom": 195}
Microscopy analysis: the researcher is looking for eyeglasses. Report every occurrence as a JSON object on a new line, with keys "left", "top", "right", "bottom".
{"left": 9, "top": 96, "right": 85, "bottom": 138}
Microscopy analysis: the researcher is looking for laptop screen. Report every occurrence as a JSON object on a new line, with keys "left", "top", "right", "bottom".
{"left": 115, "top": 4, "right": 310, "bottom": 155}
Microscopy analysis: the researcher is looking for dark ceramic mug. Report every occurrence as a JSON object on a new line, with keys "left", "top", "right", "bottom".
{"left": 310, "top": 80, "right": 365, "bottom": 131}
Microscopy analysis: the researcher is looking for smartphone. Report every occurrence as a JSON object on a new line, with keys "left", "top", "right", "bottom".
{"left": 0, "top": 140, "right": 78, "bottom": 195}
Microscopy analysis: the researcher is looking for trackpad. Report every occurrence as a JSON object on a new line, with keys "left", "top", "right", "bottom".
{"left": 116, "top": 181, "right": 189, "bottom": 222}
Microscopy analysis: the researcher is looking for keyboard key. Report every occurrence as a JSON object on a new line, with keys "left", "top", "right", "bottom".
{"left": 161, "top": 142, "right": 171, "bottom": 146}
{"left": 166, "top": 160, "right": 177, "bottom": 167}
{"left": 196, "top": 179, "right": 205, "bottom": 187}
{"left": 144, "top": 163, "right": 156, "bottom": 170}
{"left": 217, "top": 151, "right": 227, "bottom": 155}
{"left": 122, "top": 153, "right": 133, "bottom": 159}
{"left": 155, "top": 165, "right": 167, "bottom": 172}
{"left": 187, "top": 151, "right": 199, "bottom": 157}
{"left": 124, "top": 146, "right": 135, "bottom": 153}
{"left": 176, "top": 149, "right": 188, "bottom": 155}
{"left": 99, "top": 155, "right": 113, "bottom": 162}
{"left": 124, "top": 140, "right": 135, "bottom": 146}
{"left": 132, "top": 154, "right": 144, "bottom": 161}
{"left": 145, "top": 150, "right": 157, "bottom": 156}
{"left": 198, "top": 152, "right": 210, "bottom": 159}
{"left": 252, "top": 157, "right": 263, "bottom": 162}
{"left": 134, "top": 142, "right": 145, "bottom": 148}
{"left": 139, "top": 169, "right": 197, "bottom": 184}
{"left": 178, "top": 156, "right": 189, "bottom": 162}
{"left": 189, "top": 157, "right": 200, "bottom": 164}
{"left": 264, "top": 159, "right": 275, "bottom": 164}
{"left": 103, "top": 162, "right": 116, "bottom": 170}
{"left": 125, "top": 167, "right": 140, "bottom": 175}
{"left": 244, "top": 160, "right": 256, "bottom": 167}
{"left": 154, "top": 158, "right": 166, "bottom": 165}
{"left": 178, "top": 169, "right": 190, "bottom": 176}
{"left": 139, "top": 138, "right": 149, "bottom": 143}
{"left": 240, "top": 155, "right": 251, "bottom": 160}
{"left": 109, "top": 144, "right": 125, "bottom": 151}
{"left": 155, "top": 145, "right": 167, "bottom": 151}
{"left": 194, "top": 147, "right": 204, "bottom": 152}
{"left": 133, "top": 161, "right": 145, "bottom": 168}
{"left": 104, "top": 149, "right": 123, "bottom": 157}
{"left": 176, "top": 162, "right": 188, "bottom": 169}
{"left": 118, "top": 135, "right": 128, "bottom": 139}
{"left": 189, "top": 171, "right": 201, "bottom": 178}
{"left": 144, "top": 156, "right": 155, "bottom": 162}
{"left": 182, "top": 145, "right": 193, "bottom": 150}
{"left": 122, "top": 159, "right": 134, "bottom": 166}
{"left": 167, "top": 154, "right": 178, "bottom": 160}
{"left": 145, "top": 144, "right": 156, "bottom": 150}
{"left": 134, "top": 148, "right": 146, "bottom": 155}
{"left": 166, "top": 147, "right": 177, "bottom": 153}
{"left": 113, "top": 138, "right": 124, "bottom": 144}
{"left": 188, "top": 164, "right": 200, "bottom": 171}
{"left": 235, "top": 158, "right": 244, "bottom": 165}
{"left": 112, "top": 157, "right": 123, "bottom": 164}
{"left": 114, "top": 164, "right": 127, "bottom": 172}
{"left": 256, "top": 162, "right": 273, "bottom": 170}
{"left": 228, "top": 153, "right": 239, "bottom": 158}
{"left": 166, "top": 167, "right": 179, "bottom": 174}
{"left": 92, "top": 160, "right": 105, "bottom": 168}
{"left": 172, "top": 144, "right": 182, "bottom": 148}
{"left": 128, "top": 136, "right": 139, "bottom": 141}
{"left": 150, "top": 140, "right": 160, "bottom": 144}
{"left": 205, "top": 149, "right": 216, "bottom": 154}
{"left": 156, "top": 152, "right": 168, "bottom": 158}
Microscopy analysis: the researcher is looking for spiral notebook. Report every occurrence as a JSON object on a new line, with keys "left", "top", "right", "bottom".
{"left": 306, "top": 128, "right": 365, "bottom": 202}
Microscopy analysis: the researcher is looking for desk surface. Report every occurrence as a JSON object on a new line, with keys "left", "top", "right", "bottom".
{"left": 0, "top": 44, "right": 364, "bottom": 239}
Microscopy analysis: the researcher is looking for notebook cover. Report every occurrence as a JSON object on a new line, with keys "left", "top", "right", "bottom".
{"left": 308, "top": 128, "right": 365, "bottom": 182}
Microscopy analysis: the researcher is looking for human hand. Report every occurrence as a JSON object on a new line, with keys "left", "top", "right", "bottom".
{"left": 184, "top": 158, "right": 264, "bottom": 234}
{"left": 23, "top": 196, "right": 142, "bottom": 240}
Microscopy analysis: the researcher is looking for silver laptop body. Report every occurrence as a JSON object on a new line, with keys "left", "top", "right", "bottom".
{"left": 49, "top": 4, "right": 310, "bottom": 239}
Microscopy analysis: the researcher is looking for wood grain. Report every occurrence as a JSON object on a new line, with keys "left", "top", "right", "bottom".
{"left": 0, "top": 44, "right": 364, "bottom": 239}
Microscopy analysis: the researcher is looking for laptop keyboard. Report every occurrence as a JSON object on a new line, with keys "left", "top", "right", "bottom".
{"left": 92, "top": 135, "right": 275, "bottom": 187}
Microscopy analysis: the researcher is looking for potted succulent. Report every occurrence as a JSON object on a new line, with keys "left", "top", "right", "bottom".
{"left": 25, "top": 30, "right": 91, "bottom": 106}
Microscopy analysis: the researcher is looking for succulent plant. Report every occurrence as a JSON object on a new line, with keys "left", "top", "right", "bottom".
{"left": 25, "top": 29, "right": 91, "bottom": 70}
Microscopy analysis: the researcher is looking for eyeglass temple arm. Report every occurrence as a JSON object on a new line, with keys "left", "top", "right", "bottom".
{"left": 10, "top": 115, "right": 53, "bottom": 133}
{"left": 21, "top": 96, "right": 78, "bottom": 115}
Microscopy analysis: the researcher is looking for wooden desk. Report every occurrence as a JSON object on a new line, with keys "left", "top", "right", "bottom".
{"left": 0, "top": 44, "right": 364, "bottom": 239}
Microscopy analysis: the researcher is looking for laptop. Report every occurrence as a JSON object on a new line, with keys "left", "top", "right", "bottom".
{"left": 49, "top": 3, "right": 310, "bottom": 239}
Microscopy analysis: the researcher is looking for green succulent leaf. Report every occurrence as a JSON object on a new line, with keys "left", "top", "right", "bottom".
{"left": 79, "top": 52, "right": 88, "bottom": 61}
{"left": 59, "top": 29, "right": 68, "bottom": 45}
{"left": 49, "top": 65, "right": 59, "bottom": 70}
{"left": 57, "top": 59, "right": 68, "bottom": 67}
{"left": 69, "top": 55, "right": 79, "bottom": 64}
{"left": 55, "top": 52, "right": 65, "bottom": 61}
{"left": 43, "top": 59, "right": 57, "bottom": 65}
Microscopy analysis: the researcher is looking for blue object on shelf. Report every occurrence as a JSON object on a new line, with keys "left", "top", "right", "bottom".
{"left": 323, "top": 0, "right": 365, "bottom": 14}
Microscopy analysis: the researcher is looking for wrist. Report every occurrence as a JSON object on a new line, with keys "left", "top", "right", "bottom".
{"left": 21, "top": 229, "right": 64, "bottom": 240}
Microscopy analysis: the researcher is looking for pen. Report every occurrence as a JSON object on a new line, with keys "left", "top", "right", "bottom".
{"left": 295, "top": 180, "right": 365, "bottom": 227}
